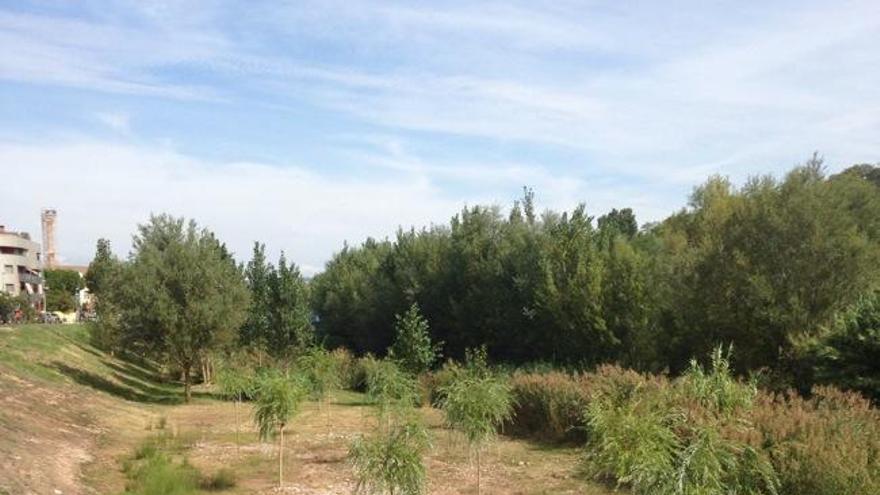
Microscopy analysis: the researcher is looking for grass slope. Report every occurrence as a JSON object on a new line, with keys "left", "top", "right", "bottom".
{"left": 0, "top": 324, "right": 177, "bottom": 494}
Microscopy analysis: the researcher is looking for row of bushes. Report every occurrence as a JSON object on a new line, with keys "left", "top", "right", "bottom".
{"left": 496, "top": 349, "right": 880, "bottom": 495}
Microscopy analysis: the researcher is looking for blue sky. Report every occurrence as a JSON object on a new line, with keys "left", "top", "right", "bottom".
{"left": 2, "top": 0, "right": 879, "bottom": 273}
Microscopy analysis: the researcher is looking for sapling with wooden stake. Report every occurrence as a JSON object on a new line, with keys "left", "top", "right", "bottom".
{"left": 253, "top": 371, "right": 308, "bottom": 488}
{"left": 439, "top": 366, "right": 513, "bottom": 495}
{"left": 216, "top": 362, "right": 255, "bottom": 454}
{"left": 296, "top": 346, "right": 341, "bottom": 433}
{"left": 350, "top": 415, "right": 430, "bottom": 495}
{"left": 364, "top": 359, "right": 419, "bottom": 434}
{"left": 351, "top": 359, "right": 427, "bottom": 495}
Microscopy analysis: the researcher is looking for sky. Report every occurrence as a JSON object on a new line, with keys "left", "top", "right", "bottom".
{"left": 1, "top": 0, "right": 879, "bottom": 274}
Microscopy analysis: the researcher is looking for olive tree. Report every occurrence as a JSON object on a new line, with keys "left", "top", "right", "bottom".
{"left": 114, "top": 215, "right": 249, "bottom": 401}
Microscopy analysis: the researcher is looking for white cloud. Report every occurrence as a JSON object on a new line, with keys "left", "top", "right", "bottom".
{"left": 95, "top": 112, "right": 132, "bottom": 133}
{"left": 2, "top": 1, "right": 878, "bottom": 182}
{"left": 2, "top": 138, "right": 674, "bottom": 273}
{"left": 0, "top": 10, "right": 224, "bottom": 99}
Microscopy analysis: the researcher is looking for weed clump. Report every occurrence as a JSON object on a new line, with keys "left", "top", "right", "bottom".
{"left": 754, "top": 386, "right": 880, "bottom": 495}
{"left": 200, "top": 468, "right": 237, "bottom": 491}
{"left": 507, "top": 371, "right": 592, "bottom": 443}
{"left": 122, "top": 445, "right": 199, "bottom": 495}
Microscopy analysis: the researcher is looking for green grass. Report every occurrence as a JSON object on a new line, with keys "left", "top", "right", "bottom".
{"left": 0, "top": 324, "right": 185, "bottom": 403}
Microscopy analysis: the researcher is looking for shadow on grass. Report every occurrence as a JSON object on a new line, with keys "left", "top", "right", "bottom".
{"left": 102, "top": 359, "right": 168, "bottom": 386}
{"left": 71, "top": 342, "right": 106, "bottom": 360}
{"left": 51, "top": 361, "right": 184, "bottom": 404}
{"left": 332, "top": 398, "right": 373, "bottom": 407}
{"left": 112, "top": 372, "right": 181, "bottom": 400}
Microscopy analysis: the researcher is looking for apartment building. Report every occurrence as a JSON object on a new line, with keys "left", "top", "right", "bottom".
{"left": 0, "top": 225, "right": 45, "bottom": 309}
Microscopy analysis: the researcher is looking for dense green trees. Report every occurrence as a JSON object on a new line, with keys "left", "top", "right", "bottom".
{"left": 653, "top": 160, "right": 880, "bottom": 374}
{"left": 310, "top": 192, "right": 648, "bottom": 365}
{"left": 86, "top": 159, "right": 880, "bottom": 400}
{"left": 311, "top": 238, "right": 396, "bottom": 353}
{"left": 44, "top": 269, "right": 84, "bottom": 312}
{"left": 311, "top": 160, "right": 880, "bottom": 391}
{"left": 802, "top": 291, "right": 880, "bottom": 401}
{"left": 240, "top": 243, "right": 313, "bottom": 359}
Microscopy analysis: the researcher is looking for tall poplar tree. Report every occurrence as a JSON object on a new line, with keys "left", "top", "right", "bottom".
{"left": 241, "top": 242, "right": 272, "bottom": 353}
{"left": 268, "top": 253, "right": 314, "bottom": 356}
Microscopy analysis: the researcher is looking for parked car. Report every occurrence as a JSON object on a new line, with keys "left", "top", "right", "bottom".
{"left": 39, "top": 312, "right": 61, "bottom": 324}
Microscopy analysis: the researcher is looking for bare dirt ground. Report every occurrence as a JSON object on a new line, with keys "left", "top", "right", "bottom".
{"left": 0, "top": 325, "right": 612, "bottom": 494}
{"left": 155, "top": 392, "right": 609, "bottom": 495}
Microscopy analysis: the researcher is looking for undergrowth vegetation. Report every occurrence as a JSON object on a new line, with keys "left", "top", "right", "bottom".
{"left": 753, "top": 387, "right": 880, "bottom": 495}
{"left": 122, "top": 422, "right": 237, "bottom": 495}
{"left": 584, "top": 348, "right": 778, "bottom": 495}
{"left": 500, "top": 347, "right": 880, "bottom": 495}
{"left": 507, "top": 371, "right": 592, "bottom": 443}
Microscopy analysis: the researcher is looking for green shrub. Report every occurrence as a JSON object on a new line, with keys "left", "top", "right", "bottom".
{"left": 753, "top": 386, "right": 880, "bottom": 495}
{"left": 132, "top": 442, "right": 159, "bottom": 461}
{"left": 583, "top": 348, "right": 779, "bottom": 495}
{"left": 797, "top": 291, "right": 880, "bottom": 402}
{"left": 422, "top": 359, "right": 465, "bottom": 406}
{"left": 330, "top": 348, "right": 359, "bottom": 390}
{"left": 123, "top": 449, "right": 199, "bottom": 495}
{"left": 507, "top": 371, "right": 592, "bottom": 443}
{"left": 363, "top": 359, "right": 419, "bottom": 428}
{"left": 388, "top": 303, "right": 441, "bottom": 374}
{"left": 351, "top": 355, "right": 379, "bottom": 392}
{"left": 200, "top": 468, "right": 237, "bottom": 491}
{"left": 295, "top": 346, "right": 341, "bottom": 401}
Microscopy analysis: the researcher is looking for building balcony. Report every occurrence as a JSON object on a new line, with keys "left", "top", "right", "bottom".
{"left": 19, "top": 272, "right": 43, "bottom": 285}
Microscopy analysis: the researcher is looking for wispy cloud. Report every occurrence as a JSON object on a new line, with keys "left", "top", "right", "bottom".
{"left": 95, "top": 112, "right": 132, "bottom": 133}
{"left": 0, "top": 9, "right": 225, "bottom": 99}
{"left": 1, "top": 0, "right": 878, "bottom": 269}
{"left": 0, "top": 136, "right": 679, "bottom": 270}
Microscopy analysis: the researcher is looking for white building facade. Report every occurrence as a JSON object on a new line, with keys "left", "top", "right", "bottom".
{"left": 0, "top": 225, "right": 45, "bottom": 309}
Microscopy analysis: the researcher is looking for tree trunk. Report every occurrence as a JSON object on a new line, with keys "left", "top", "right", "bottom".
{"left": 325, "top": 397, "right": 331, "bottom": 433}
{"left": 234, "top": 394, "right": 240, "bottom": 454}
{"left": 279, "top": 426, "right": 284, "bottom": 488}
{"left": 476, "top": 447, "right": 481, "bottom": 495}
{"left": 183, "top": 365, "right": 192, "bottom": 402}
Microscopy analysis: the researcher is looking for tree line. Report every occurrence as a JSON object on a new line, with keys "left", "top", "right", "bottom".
{"left": 85, "top": 157, "right": 880, "bottom": 400}
{"left": 311, "top": 157, "right": 880, "bottom": 391}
